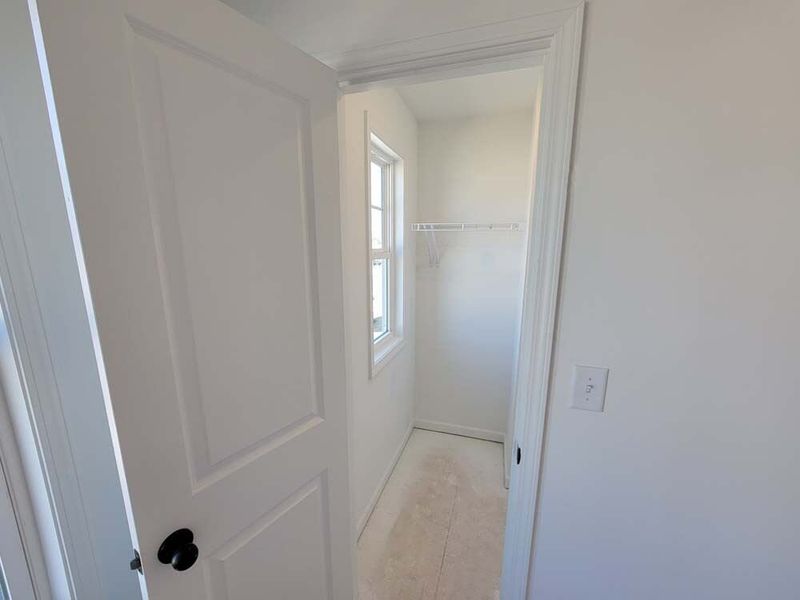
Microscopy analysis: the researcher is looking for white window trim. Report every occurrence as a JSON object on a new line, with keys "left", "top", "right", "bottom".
{"left": 370, "top": 146, "right": 392, "bottom": 344}
{"left": 365, "top": 124, "right": 404, "bottom": 377}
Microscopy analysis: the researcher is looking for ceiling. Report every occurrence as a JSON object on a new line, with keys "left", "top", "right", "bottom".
{"left": 395, "top": 67, "right": 541, "bottom": 122}
{"left": 220, "top": 1, "right": 542, "bottom": 121}
{"left": 221, "top": 0, "right": 571, "bottom": 60}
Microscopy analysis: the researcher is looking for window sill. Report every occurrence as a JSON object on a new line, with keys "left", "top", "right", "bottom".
{"left": 370, "top": 335, "right": 404, "bottom": 378}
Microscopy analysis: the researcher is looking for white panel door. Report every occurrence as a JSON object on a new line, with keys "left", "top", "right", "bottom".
{"left": 30, "top": 0, "right": 353, "bottom": 598}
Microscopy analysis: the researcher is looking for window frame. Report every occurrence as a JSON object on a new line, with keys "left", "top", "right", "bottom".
{"left": 366, "top": 131, "right": 404, "bottom": 376}
{"left": 369, "top": 147, "right": 392, "bottom": 343}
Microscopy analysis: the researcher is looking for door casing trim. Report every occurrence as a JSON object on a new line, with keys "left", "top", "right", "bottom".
{"left": 335, "top": 4, "right": 585, "bottom": 598}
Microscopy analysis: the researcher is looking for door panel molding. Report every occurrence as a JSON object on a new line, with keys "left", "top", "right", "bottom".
{"left": 127, "top": 26, "right": 326, "bottom": 488}
{"left": 204, "top": 472, "right": 333, "bottom": 600}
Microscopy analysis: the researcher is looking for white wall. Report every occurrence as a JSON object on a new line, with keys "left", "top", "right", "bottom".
{"left": 228, "top": 0, "right": 800, "bottom": 597}
{"left": 415, "top": 111, "right": 534, "bottom": 441}
{"left": 530, "top": 1, "right": 800, "bottom": 598}
{"left": 339, "top": 88, "right": 417, "bottom": 532}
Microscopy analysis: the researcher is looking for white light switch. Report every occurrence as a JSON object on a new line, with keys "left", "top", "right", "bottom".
{"left": 570, "top": 365, "right": 608, "bottom": 412}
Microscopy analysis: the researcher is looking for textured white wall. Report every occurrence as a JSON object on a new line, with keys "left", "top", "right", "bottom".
{"left": 415, "top": 111, "right": 534, "bottom": 438}
{"left": 530, "top": 1, "right": 800, "bottom": 598}
{"left": 339, "top": 89, "right": 418, "bottom": 528}
{"left": 229, "top": 0, "right": 800, "bottom": 597}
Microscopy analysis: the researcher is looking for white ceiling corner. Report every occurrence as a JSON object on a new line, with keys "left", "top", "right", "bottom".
{"left": 394, "top": 66, "right": 542, "bottom": 122}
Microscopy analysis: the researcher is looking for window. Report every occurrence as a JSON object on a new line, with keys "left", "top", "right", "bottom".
{"left": 368, "top": 133, "right": 403, "bottom": 373}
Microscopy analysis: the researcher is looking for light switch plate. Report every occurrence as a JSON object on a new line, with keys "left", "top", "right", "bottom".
{"left": 570, "top": 365, "right": 608, "bottom": 412}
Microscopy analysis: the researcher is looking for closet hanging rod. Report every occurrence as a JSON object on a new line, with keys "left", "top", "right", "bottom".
{"left": 411, "top": 222, "right": 522, "bottom": 232}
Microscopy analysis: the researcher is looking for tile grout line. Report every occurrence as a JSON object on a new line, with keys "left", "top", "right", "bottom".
{"left": 432, "top": 483, "right": 458, "bottom": 600}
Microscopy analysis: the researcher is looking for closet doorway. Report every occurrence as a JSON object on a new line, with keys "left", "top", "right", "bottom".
{"left": 340, "top": 66, "right": 542, "bottom": 599}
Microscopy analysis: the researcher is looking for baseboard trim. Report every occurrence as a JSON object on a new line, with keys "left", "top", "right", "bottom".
{"left": 414, "top": 419, "right": 505, "bottom": 444}
{"left": 356, "top": 423, "right": 414, "bottom": 540}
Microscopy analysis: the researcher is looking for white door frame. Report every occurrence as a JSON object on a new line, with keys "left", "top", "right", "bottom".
{"left": 0, "top": 0, "right": 146, "bottom": 596}
{"left": 0, "top": 1, "right": 102, "bottom": 597}
{"left": 335, "top": 4, "right": 585, "bottom": 598}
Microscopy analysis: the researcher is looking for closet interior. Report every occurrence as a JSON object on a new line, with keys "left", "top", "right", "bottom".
{"left": 340, "top": 66, "right": 542, "bottom": 599}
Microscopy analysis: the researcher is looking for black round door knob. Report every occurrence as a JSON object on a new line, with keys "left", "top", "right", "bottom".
{"left": 157, "top": 528, "right": 199, "bottom": 572}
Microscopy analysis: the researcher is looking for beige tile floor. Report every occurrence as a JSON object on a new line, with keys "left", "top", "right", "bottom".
{"left": 358, "top": 429, "right": 507, "bottom": 600}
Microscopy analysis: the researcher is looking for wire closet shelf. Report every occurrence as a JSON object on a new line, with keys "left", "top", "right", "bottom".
{"left": 412, "top": 222, "right": 525, "bottom": 267}
{"left": 411, "top": 222, "right": 522, "bottom": 232}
